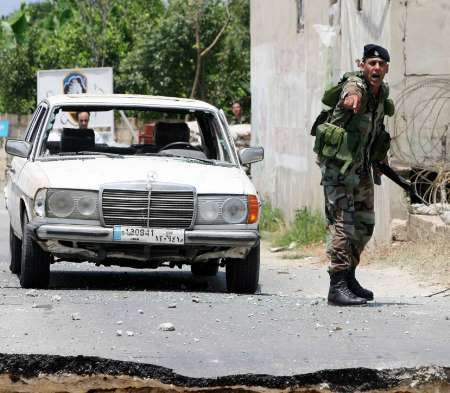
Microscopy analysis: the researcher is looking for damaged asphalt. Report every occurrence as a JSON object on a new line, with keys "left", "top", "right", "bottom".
{"left": 0, "top": 197, "right": 449, "bottom": 391}
{"left": 0, "top": 353, "right": 449, "bottom": 392}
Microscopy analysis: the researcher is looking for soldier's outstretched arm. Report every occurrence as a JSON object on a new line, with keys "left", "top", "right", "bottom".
{"left": 341, "top": 77, "right": 364, "bottom": 113}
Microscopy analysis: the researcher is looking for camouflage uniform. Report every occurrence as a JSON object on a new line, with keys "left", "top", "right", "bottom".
{"left": 318, "top": 73, "right": 390, "bottom": 273}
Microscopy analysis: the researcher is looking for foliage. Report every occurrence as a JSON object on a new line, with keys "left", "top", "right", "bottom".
{"left": 260, "top": 198, "right": 326, "bottom": 247}
{"left": 259, "top": 201, "right": 285, "bottom": 233}
{"left": 0, "top": 0, "right": 250, "bottom": 114}
{"left": 275, "top": 208, "right": 327, "bottom": 247}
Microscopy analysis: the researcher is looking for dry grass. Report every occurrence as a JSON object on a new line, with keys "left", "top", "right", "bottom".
{"left": 362, "top": 239, "right": 450, "bottom": 287}
{"left": 275, "top": 238, "right": 450, "bottom": 288}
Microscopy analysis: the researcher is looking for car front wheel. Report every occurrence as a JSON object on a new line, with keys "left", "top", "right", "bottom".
{"left": 9, "top": 225, "right": 22, "bottom": 275}
{"left": 19, "top": 216, "right": 52, "bottom": 289}
{"left": 226, "top": 243, "right": 260, "bottom": 294}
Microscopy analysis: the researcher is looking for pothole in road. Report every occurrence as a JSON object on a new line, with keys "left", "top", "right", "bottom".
{"left": 0, "top": 354, "right": 448, "bottom": 392}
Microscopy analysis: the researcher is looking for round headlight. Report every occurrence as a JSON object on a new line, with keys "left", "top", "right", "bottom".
{"left": 48, "top": 191, "right": 75, "bottom": 217}
{"left": 199, "top": 201, "right": 220, "bottom": 222}
{"left": 222, "top": 198, "right": 247, "bottom": 224}
{"left": 77, "top": 196, "right": 97, "bottom": 216}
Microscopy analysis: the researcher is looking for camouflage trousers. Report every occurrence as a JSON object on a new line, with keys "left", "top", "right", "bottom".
{"left": 322, "top": 167, "right": 375, "bottom": 273}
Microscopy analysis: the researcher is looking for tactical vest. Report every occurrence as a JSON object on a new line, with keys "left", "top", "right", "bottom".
{"left": 312, "top": 71, "right": 394, "bottom": 174}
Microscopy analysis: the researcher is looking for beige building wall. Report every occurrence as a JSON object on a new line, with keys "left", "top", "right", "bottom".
{"left": 250, "top": 0, "right": 329, "bottom": 218}
{"left": 251, "top": 0, "right": 450, "bottom": 244}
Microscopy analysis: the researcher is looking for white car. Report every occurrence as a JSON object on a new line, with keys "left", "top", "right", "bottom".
{"left": 4, "top": 94, "right": 263, "bottom": 292}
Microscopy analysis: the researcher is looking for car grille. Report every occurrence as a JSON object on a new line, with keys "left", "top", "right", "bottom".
{"left": 101, "top": 189, "right": 195, "bottom": 228}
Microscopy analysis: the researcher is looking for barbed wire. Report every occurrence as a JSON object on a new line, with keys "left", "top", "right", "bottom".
{"left": 389, "top": 78, "right": 449, "bottom": 213}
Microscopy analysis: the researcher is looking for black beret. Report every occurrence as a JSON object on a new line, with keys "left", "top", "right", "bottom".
{"left": 362, "top": 44, "right": 390, "bottom": 62}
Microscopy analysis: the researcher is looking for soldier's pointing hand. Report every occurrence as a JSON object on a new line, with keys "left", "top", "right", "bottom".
{"left": 343, "top": 94, "right": 361, "bottom": 114}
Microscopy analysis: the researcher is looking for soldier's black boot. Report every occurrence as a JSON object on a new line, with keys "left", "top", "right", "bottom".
{"left": 347, "top": 267, "right": 374, "bottom": 300}
{"left": 328, "top": 271, "right": 367, "bottom": 306}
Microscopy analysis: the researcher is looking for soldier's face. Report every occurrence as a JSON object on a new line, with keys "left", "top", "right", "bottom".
{"left": 361, "top": 58, "right": 389, "bottom": 90}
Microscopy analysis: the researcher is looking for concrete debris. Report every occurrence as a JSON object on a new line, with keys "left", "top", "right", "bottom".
{"left": 288, "top": 242, "right": 297, "bottom": 250}
{"left": 31, "top": 304, "right": 52, "bottom": 309}
{"left": 158, "top": 323, "right": 175, "bottom": 332}
{"left": 270, "top": 246, "right": 287, "bottom": 253}
{"left": 441, "top": 211, "right": 450, "bottom": 224}
{"left": 391, "top": 219, "right": 408, "bottom": 241}
{"left": 410, "top": 203, "right": 447, "bottom": 215}
{"left": 25, "top": 290, "right": 38, "bottom": 297}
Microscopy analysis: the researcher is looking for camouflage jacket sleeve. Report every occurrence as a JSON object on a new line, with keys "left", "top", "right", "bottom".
{"left": 341, "top": 75, "right": 365, "bottom": 99}
{"left": 329, "top": 75, "right": 366, "bottom": 126}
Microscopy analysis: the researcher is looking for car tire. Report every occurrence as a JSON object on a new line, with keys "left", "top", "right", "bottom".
{"left": 226, "top": 243, "right": 260, "bottom": 294}
{"left": 9, "top": 225, "right": 22, "bottom": 275}
{"left": 19, "top": 216, "right": 51, "bottom": 289}
{"left": 191, "top": 262, "right": 219, "bottom": 276}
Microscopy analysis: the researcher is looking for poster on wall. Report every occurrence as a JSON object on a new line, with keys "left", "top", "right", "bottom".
{"left": 0, "top": 120, "right": 9, "bottom": 138}
{"left": 37, "top": 67, "right": 114, "bottom": 137}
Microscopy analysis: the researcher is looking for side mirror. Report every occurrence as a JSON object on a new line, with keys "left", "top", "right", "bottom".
{"left": 5, "top": 139, "right": 32, "bottom": 158}
{"left": 239, "top": 147, "right": 264, "bottom": 165}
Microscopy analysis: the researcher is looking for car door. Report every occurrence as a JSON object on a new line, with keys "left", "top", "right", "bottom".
{"left": 6, "top": 104, "right": 48, "bottom": 234}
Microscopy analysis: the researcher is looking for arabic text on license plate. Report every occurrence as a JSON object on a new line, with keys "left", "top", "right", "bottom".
{"left": 113, "top": 226, "right": 184, "bottom": 245}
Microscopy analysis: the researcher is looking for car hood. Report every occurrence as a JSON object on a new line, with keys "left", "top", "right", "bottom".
{"left": 34, "top": 156, "right": 255, "bottom": 195}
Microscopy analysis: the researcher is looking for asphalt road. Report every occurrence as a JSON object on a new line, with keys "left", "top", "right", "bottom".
{"left": 0, "top": 196, "right": 449, "bottom": 378}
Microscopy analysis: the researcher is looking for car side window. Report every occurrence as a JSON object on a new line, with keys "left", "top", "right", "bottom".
{"left": 24, "top": 107, "right": 43, "bottom": 141}
{"left": 26, "top": 105, "right": 48, "bottom": 144}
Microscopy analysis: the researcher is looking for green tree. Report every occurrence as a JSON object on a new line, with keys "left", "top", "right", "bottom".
{"left": 0, "top": 0, "right": 250, "bottom": 115}
{"left": 119, "top": 0, "right": 250, "bottom": 111}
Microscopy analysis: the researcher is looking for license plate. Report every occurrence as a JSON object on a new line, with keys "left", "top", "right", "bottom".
{"left": 113, "top": 226, "right": 184, "bottom": 245}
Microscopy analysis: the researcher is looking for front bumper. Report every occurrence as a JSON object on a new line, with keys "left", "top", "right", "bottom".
{"left": 34, "top": 224, "right": 259, "bottom": 248}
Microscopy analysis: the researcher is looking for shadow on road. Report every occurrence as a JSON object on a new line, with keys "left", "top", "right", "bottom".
{"left": 48, "top": 268, "right": 229, "bottom": 293}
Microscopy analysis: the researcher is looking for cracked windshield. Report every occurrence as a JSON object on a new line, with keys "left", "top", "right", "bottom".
{"left": 40, "top": 107, "right": 234, "bottom": 165}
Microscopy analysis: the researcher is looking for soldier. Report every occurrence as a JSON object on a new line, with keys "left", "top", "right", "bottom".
{"left": 315, "top": 44, "right": 393, "bottom": 306}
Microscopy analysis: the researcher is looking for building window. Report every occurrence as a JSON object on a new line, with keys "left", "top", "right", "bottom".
{"left": 296, "top": 0, "right": 304, "bottom": 32}
{"left": 356, "top": 0, "right": 363, "bottom": 11}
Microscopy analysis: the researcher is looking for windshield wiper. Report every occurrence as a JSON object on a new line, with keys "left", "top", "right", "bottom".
{"left": 155, "top": 152, "right": 217, "bottom": 165}
{"left": 138, "top": 152, "right": 236, "bottom": 167}
{"left": 57, "top": 151, "right": 124, "bottom": 158}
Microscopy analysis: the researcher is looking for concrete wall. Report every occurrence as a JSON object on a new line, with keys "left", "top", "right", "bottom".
{"left": 251, "top": 0, "right": 450, "bottom": 244}
{"left": 250, "top": 0, "right": 329, "bottom": 218}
